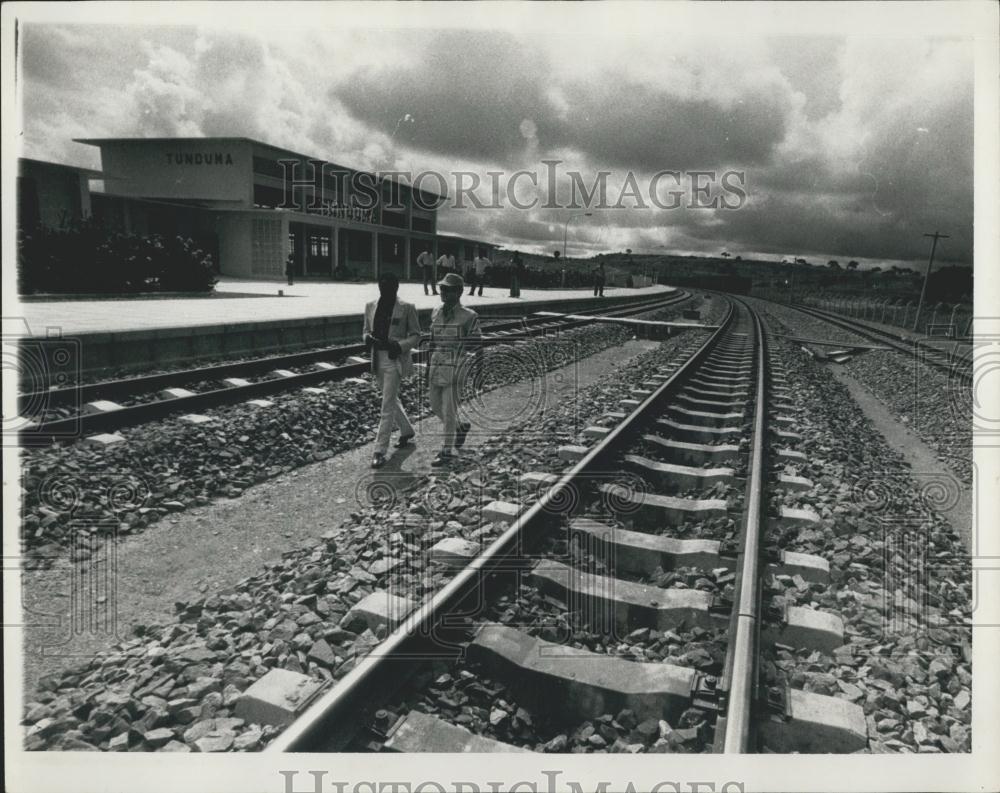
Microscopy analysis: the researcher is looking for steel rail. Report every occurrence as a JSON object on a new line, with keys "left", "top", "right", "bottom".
{"left": 20, "top": 292, "right": 691, "bottom": 444}
{"left": 266, "top": 298, "right": 737, "bottom": 752}
{"left": 719, "top": 298, "right": 768, "bottom": 753}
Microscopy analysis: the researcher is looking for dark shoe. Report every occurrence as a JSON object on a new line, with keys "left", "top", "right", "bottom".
{"left": 371, "top": 452, "right": 387, "bottom": 469}
{"left": 395, "top": 433, "right": 415, "bottom": 448}
{"left": 430, "top": 450, "right": 454, "bottom": 467}
{"left": 455, "top": 422, "right": 471, "bottom": 448}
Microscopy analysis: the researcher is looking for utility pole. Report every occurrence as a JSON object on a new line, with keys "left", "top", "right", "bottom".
{"left": 913, "top": 231, "right": 949, "bottom": 332}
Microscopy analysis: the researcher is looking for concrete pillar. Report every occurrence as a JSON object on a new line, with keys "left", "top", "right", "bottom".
{"left": 404, "top": 236, "right": 411, "bottom": 280}
{"left": 331, "top": 226, "right": 339, "bottom": 276}
{"left": 372, "top": 231, "right": 379, "bottom": 280}
{"left": 78, "top": 174, "right": 92, "bottom": 219}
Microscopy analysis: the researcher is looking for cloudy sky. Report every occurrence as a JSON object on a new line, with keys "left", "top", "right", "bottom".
{"left": 17, "top": 18, "right": 975, "bottom": 268}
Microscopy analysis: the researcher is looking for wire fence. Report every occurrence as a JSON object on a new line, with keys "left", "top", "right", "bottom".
{"left": 799, "top": 295, "right": 973, "bottom": 338}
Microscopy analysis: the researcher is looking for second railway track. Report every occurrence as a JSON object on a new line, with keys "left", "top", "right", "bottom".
{"left": 265, "top": 296, "right": 869, "bottom": 755}
{"left": 18, "top": 290, "right": 697, "bottom": 444}
{"left": 775, "top": 301, "right": 972, "bottom": 385}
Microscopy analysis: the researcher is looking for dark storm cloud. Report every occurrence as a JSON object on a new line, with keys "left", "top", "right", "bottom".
{"left": 336, "top": 30, "right": 553, "bottom": 162}
{"left": 335, "top": 30, "right": 791, "bottom": 172}
{"left": 537, "top": 77, "right": 790, "bottom": 171}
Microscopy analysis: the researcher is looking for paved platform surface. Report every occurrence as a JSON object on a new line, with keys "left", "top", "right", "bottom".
{"left": 14, "top": 280, "right": 671, "bottom": 336}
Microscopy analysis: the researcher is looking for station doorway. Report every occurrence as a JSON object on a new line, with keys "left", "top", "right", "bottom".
{"left": 337, "top": 229, "right": 374, "bottom": 280}
{"left": 288, "top": 222, "right": 333, "bottom": 278}
{"left": 379, "top": 233, "right": 406, "bottom": 279}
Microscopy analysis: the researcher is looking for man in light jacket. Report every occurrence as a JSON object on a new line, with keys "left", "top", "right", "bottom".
{"left": 363, "top": 273, "right": 423, "bottom": 468}
{"left": 428, "top": 272, "right": 482, "bottom": 467}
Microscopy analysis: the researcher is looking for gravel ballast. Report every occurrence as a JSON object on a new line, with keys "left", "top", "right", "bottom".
{"left": 20, "top": 324, "right": 713, "bottom": 751}
{"left": 21, "top": 310, "right": 702, "bottom": 563}
{"left": 749, "top": 298, "right": 972, "bottom": 486}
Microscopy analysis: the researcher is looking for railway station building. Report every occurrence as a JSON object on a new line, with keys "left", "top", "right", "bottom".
{"left": 18, "top": 137, "right": 497, "bottom": 280}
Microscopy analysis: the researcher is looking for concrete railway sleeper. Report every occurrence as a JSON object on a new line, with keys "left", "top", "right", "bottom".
{"left": 264, "top": 297, "right": 868, "bottom": 755}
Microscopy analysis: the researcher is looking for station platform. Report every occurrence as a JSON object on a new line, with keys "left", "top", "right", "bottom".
{"left": 17, "top": 279, "right": 670, "bottom": 336}
{"left": 13, "top": 279, "right": 675, "bottom": 375}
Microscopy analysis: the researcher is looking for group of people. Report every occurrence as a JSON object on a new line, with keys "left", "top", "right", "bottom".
{"left": 415, "top": 247, "right": 525, "bottom": 298}
{"left": 363, "top": 270, "right": 481, "bottom": 469}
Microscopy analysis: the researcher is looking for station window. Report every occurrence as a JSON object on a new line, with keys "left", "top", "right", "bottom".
{"left": 412, "top": 215, "right": 433, "bottom": 234}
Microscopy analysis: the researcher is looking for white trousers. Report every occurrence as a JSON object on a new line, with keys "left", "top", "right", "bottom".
{"left": 374, "top": 352, "right": 413, "bottom": 454}
{"left": 428, "top": 381, "right": 459, "bottom": 451}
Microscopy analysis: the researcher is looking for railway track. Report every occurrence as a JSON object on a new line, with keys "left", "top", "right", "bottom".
{"left": 18, "top": 291, "right": 695, "bottom": 445}
{"left": 782, "top": 302, "right": 972, "bottom": 384}
{"left": 264, "top": 296, "right": 868, "bottom": 754}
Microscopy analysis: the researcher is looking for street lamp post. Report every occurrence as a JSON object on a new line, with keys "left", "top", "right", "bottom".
{"left": 563, "top": 212, "right": 593, "bottom": 262}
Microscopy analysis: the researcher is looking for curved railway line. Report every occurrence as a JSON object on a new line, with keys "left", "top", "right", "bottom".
{"left": 18, "top": 290, "right": 696, "bottom": 445}
{"left": 264, "top": 296, "right": 867, "bottom": 755}
{"left": 780, "top": 302, "right": 972, "bottom": 385}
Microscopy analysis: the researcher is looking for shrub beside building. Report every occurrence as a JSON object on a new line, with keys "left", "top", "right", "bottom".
{"left": 17, "top": 219, "right": 218, "bottom": 295}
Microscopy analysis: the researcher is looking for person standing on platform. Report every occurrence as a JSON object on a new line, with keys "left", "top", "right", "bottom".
{"left": 417, "top": 248, "right": 436, "bottom": 295}
{"left": 593, "top": 262, "right": 606, "bottom": 297}
{"left": 428, "top": 272, "right": 482, "bottom": 467}
{"left": 510, "top": 252, "right": 524, "bottom": 298}
{"left": 437, "top": 251, "right": 449, "bottom": 280}
{"left": 469, "top": 253, "right": 489, "bottom": 296}
{"left": 363, "top": 273, "right": 423, "bottom": 469}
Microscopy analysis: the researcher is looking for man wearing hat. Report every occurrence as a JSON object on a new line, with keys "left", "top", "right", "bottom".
{"left": 427, "top": 272, "right": 482, "bottom": 466}
{"left": 363, "top": 273, "right": 423, "bottom": 468}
